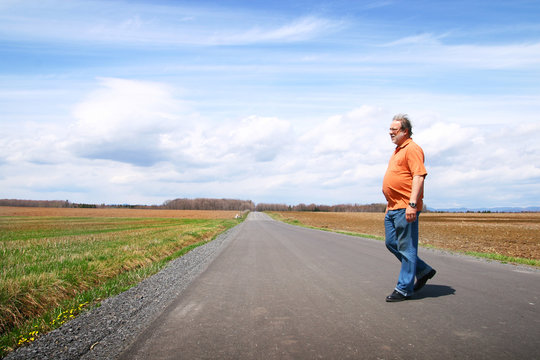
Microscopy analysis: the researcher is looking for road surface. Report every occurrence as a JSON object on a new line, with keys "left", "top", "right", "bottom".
{"left": 119, "top": 212, "right": 540, "bottom": 359}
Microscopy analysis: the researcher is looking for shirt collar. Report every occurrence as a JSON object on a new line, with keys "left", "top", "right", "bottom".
{"left": 397, "top": 137, "right": 412, "bottom": 149}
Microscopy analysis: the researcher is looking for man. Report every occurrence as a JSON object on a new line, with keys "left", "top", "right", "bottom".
{"left": 382, "top": 114, "right": 436, "bottom": 302}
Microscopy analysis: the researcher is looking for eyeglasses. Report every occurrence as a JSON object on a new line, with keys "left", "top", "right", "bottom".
{"left": 389, "top": 127, "right": 402, "bottom": 133}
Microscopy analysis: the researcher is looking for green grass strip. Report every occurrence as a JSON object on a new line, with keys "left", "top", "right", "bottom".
{"left": 0, "top": 215, "right": 246, "bottom": 358}
{"left": 0, "top": 238, "right": 215, "bottom": 357}
{"left": 0, "top": 216, "right": 210, "bottom": 241}
{"left": 267, "top": 212, "right": 384, "bottom": 241}
{"left": 463, "top": 251, "right": 539, "bottom": 267}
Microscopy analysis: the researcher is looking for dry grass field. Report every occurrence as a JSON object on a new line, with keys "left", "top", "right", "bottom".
{"left": 0, "top": 207, "right": 243, "bottom": 355}
{"left": 270, "top": 211, "right": 540, "bottom": 262}
{"left": 0, "top": 206, "right": 240, "bottom": 219}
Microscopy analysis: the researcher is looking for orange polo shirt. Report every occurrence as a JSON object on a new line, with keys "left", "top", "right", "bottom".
{"left": 382, "top": 138, "right": 427, "bottom": 210}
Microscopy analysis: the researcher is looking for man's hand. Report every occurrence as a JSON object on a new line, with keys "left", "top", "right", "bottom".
{"left": 406, "top": 175, "right": 424, "bottom": 223}
{"left": 406, "top": 205, "right": 417, "bottom": 223}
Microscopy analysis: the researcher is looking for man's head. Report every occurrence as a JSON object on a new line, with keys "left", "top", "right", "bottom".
{"left": 389, "top": 113, "right": 412, "bottom": 146}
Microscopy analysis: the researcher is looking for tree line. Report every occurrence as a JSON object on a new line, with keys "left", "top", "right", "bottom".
{"left": 162, "top": 198, "right": 255, "bottom": 211}
{"left": 0, "top": 198, "right": 387, "bottom": 212}
{"left": 255, "top": 202, "right": 386, "bottom": 212}
{"left": 0, "top": 199, "right": 71, "bottom": 208}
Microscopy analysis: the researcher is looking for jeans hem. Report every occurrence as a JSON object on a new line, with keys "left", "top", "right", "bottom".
{"left": 394, "top": 288, "right": 410, "bottom": 297}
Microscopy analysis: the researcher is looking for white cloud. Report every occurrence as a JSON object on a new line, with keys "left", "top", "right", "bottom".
{"left": 301, "top": 105, "right": 388, "bottom": 157}
{"left": 220, "top": 16, "right": 341, "bottom": 44}
{"left": 382, "top": 33, "right": 444, "bottom": 47}
{"left": 380, "top": 33, "right": 540, "bottom": 69}
{"left": 72, "top": 78, "right": 184, "bottom": 139}
{"left": 0, "top": 1, "right": 341, "bottom": 46}
{"left": 69, "top": 78, "right": 189, "bottom": 166}
{"left": 415, "top": 122, "right": 480, "bottom": 158}
{"left": 155, "top": 114, "right": 294, "bottom": 171}
{"left": 443, "top": 42, "right": 540, "bottom": 69}
{"left": 225, "top": 115, "right": 292, "bottom": 161}
{"left": 2, "top": 75, "right": 538, "bottom": 208}
{"left": 0, "top": 121, "right": 69, "bottom": 166}
{"left": 416, "top": 120, "right": 540, "bottom": 208}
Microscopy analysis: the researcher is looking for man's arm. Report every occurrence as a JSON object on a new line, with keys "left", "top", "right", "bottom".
{"left": 406, "top": 175, "right": 425, "bottom": 223}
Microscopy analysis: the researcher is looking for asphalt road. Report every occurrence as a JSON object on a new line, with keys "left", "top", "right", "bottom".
{"left": 119, "top": 212, "right": 540, "bottom": 360}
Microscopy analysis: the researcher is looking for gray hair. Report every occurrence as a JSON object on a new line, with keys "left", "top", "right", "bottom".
{"left": 392, "top": 113, "right": 413, "bottom": 137}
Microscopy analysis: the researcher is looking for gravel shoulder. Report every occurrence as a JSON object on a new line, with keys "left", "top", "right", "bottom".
{"left": 4, "top": 222, "right": 243, "bottom": 360}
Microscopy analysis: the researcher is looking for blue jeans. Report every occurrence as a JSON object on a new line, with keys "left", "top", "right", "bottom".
{"left": 385, "top": 209, "right": 432, "bottom": 296}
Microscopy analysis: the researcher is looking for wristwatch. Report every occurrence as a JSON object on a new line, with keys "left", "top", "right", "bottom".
{"left": 408, "top": 202, "right": 417, "bottom": 208}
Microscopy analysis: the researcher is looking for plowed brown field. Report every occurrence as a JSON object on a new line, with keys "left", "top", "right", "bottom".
{"left": 0, "top": 206, "right": 240, "bottom": 219}
{"left": 271, "top": 211, "right": 540, "bottom": 261}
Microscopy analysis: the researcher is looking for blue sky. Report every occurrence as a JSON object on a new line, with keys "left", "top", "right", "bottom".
{"left": 1, "top": 0, "right": 539, "bottom": 209}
